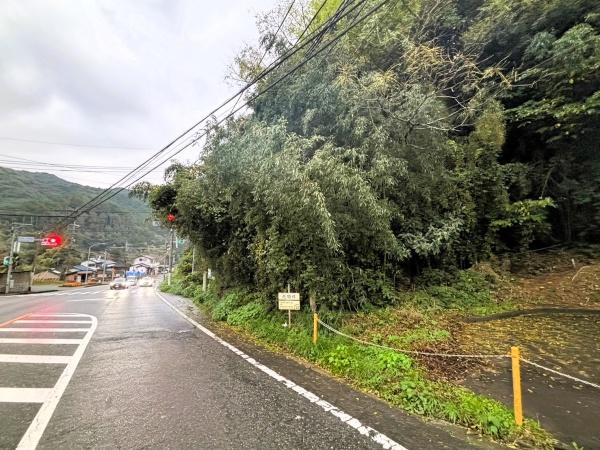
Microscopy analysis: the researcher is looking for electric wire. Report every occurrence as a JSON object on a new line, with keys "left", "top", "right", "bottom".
{"left": 228, "top": 0, "right": 298, "bottom": 115}
{"left": 56, "top": 1, "right": 368, "bottom": 226}
{"left": 59, "top": 0, "right": 381, "bottom": 225}
{"left": 70, "top": 0, "right": 391, "bottom": 219}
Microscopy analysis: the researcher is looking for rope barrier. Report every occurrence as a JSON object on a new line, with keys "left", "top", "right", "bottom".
{"left": 317, "top": 318, "right": 508, "bottom": 359}
{"left": 520, "top": 358, "right": 600, "bottom": 390}
{"left": 317, "top": 318, "right": 600, "bottom": 389}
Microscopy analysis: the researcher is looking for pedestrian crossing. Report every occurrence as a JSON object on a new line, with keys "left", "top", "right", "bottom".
{"left": 1, "top": 289, "right": 108, "bottom": 299}
{"left": 48, "top": 289, "right": 107, "bottom": 297}
{"left": 0, "top": 312, "right": 97, "bottom": 449}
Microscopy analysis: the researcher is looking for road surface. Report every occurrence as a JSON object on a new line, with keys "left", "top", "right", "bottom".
{"left": 0, "top": 285, "right": 499, "bottom": 449}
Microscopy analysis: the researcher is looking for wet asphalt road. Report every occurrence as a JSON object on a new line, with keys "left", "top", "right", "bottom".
{"left": 0, "top": 286, "right": 503, "bottom": 450}
{"left": 0, "top": 286, "right": 389, "bottom": 450}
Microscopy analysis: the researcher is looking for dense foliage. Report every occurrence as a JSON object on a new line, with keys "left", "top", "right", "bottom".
{"left": 142, "top": 0, "right": 599, "bottom": 310}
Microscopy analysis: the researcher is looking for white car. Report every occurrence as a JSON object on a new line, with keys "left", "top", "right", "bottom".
{"left": 139, "top": 277, "right": 154, "bottom": 287}
{"left": 126, "top": 277, "right": 137, "bottom": 287}
{"left": 109, "top": 278, "right": 128, "bottom": 290}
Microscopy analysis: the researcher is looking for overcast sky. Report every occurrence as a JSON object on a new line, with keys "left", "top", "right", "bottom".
{"left": 0, "top": 0, "right": 279, "bottom": 188}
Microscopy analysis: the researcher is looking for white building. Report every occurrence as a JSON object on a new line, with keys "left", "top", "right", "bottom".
{"left": 129, "top": 255, "right": 158, "bottom": 275}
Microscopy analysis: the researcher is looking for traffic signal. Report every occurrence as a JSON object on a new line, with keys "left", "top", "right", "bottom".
{"left": 12, "top": 253, "right": 20, "bottom": 268}
{"left": 2, "top": 256, "right": 10, "bottom": 267}
{"left": 41, "top": 232, "right": 64, "bottom": 248}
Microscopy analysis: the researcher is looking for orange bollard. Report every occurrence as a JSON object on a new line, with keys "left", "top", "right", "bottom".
{"left": 511, "top": 346, "right": 523, "bottom": 426}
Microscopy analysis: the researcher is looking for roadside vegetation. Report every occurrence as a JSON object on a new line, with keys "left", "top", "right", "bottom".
{"left": 161, "top": 253, "right": 558, "bottom": 448}
{"left": 140, "top": 0, "right": 600, "bottom": 447}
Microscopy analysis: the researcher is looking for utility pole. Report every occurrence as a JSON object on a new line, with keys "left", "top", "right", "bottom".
{"left": 168, "top": 228, "right": 174, "bottom": 285}
{"left": 191, "top": 246, "right": 196, "bottom": 274}
{"left": 4, "top": 223, "right": 31, "bottom": 294}
{"left": 30, "top": 239, "right": 41, "bottom": 293}
{"left": 102, "top": 250, "right": 107, "bottom": 283}
{"left": 4, "top": 225, "right": 17, "bottom": 294}
{"left": 85, "top": 242, "right": 106, "bottom": 285}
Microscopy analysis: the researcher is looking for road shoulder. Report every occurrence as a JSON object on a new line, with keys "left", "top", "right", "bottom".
{"left": 158, "top": 290, "right": 505, "bottom": 450}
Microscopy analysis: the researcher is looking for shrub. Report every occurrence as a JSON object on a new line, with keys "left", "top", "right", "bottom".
{"left": 227, "top": 301, "right": 267, "bottom": 326}
{"left": 211, "top": 290, "right": 247, "bottom": 321}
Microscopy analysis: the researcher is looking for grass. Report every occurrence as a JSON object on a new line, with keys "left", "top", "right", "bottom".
{"left": 160, "top": 273, "right": 555, "bottom": 448}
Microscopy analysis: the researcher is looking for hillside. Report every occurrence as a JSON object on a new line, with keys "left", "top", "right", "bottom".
{"left": 0, "top": 167, "right": 167, "bottom": 263}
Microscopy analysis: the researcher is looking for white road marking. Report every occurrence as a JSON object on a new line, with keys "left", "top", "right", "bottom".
{"left": 29, "top": 313, "right": 89, "bottom": 317}
{"left": 0, "top": 328, "right": 89, "bottom": 332}
{"left": 155, "top": 290, "right": 408, "bottom": 450}
{"left": 16, "top": 320, "right": 92, "bottom": 324}
{"left": 0, "top": 289, "right": 106, "bottom": 299}
{"left": 66, "top": 298, "right": 109, "bottom": 302}
{"left": 15, "top": 313, "right": 97, "bottom": 450}
{"left": 0, "top": 354, "right": 71, "bottom": 364}
{"left": 0, "top": 388, "right": 52, "bottom": 403}
{"left": 0, "top": 338, "right": 84, "bottom": 344}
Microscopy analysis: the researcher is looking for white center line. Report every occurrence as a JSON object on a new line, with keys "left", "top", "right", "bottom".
{"left": 0, "top": 388, "right": 52, "bottom": 403}
{"left": 0, "top": 354, "right": 72, "bottom": 364}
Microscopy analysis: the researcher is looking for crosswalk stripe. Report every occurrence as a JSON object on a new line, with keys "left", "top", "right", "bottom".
{"left": 67, "top": 298, "right": 107, "bottom": 302}
{"left": 0, "top": 328, "right": 89, "bottom": 332}
{"left": 0, "top": 354, "right": 72, "bottom": 364}
{"left": 0, "top": 388, "right": 52, "bottom": 403}
{"left": 29, "top": 313, "right": 89, "bottom": 317}
{"left": 15, "top": 320, "right": 92, "bottom": 324}
{"left": 0, "top": 338, "right": 83, "bottom": 344}
{"left": 15, "top": 313, "right": 97, "bottom": 449}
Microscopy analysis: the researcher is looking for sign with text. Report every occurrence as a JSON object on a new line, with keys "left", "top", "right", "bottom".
{"left": 278, "top": 292, "right": 300, "bottom": 310}
{"left": 17, "top": 236, "right": 35, "bottom": 243}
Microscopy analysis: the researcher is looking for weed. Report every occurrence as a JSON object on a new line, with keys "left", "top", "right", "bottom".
{"left": 227, "top": 301, "right": 267, "bottom": 326}
{"left": 166, "top": 275, "right": 555, "bottom": 448}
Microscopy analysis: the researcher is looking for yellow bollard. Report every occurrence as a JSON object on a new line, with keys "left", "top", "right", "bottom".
{"left": 511, "top": 346, "right": 523, "bottom": 426}
{"left": 313, "top": 313, "right": 319, "bottom": 345}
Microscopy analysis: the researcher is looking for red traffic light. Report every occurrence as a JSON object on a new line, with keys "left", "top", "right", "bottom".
{"left": 41, "top": 232, "right": 63, "bottom": 248}
{"left": 167, "top": 213, "right": 176, "bottom": 223}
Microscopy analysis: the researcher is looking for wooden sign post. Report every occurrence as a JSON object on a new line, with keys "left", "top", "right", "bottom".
{"left": 278, "top": 291, "right": 300, "bottom": 327}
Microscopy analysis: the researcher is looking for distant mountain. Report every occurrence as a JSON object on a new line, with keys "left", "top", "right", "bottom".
{"left": 0, "top": 167, "right": 167, "bottom": 262}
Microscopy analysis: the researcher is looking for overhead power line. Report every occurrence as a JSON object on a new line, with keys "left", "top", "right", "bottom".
{"left": 59, "top": 0, "right": 389, "bottom": 226}
{"left": 0, "top": 154, "right": 166, "bottom": 173}
{"left": 56, "top": 0, "right": 350, "bottom": 226}
{"left": 296, "top": 0, "right": 329, "bottom": 43}
{"left": 0, "top": 136, "right": 152, "bottom": 150}
{"left": 69, "top": 0, "right": 391, "bottom": 218}
{"left": 0, "top": 210, "right": 151, "bottom": 216}
{"left": 228, "top": 0, "right": 298, "bottom": 115}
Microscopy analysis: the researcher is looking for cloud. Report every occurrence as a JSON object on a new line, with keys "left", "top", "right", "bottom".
{"left": 0, "top": 0, "right": 278, "bottom": 187}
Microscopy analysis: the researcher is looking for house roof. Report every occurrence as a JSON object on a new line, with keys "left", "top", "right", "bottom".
{"left": 33, "top": 271, "right": 60, "bottom": 280}
{"left": 131, "top": 262, "right": 154, "bottom": 268}
{"left": 72, "top": 265, "right": 97, "bottom": 273}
